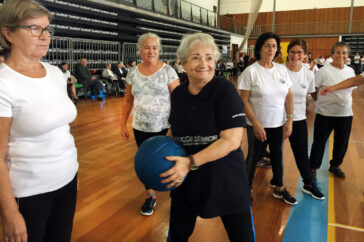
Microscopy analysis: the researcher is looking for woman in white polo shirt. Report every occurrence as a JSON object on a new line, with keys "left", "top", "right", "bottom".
{"left": 283, "top": 39, "right": 324, "bottom": 200}
{"left": 239, "top": 32, "right": 297, "bottom": 205}
{"left": 310, "top": 42, "right": 356, "bottom": 179}
{"left": 0, "top": 1, "right": 78, "bottom": 241}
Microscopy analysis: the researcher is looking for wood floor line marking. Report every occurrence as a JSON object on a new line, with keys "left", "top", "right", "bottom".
{"left": 328, "top": 223, "right": 364, "bottom": 232}
{"left": 349, "top": 140, "right": 364, "bottom": 143}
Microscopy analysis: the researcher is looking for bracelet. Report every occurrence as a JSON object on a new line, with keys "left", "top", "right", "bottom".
{"left": 188, "top": 155, "right": 199, "bottom": 171}
{"left": 286, "top": 114, "right": 293, "bottom": 118}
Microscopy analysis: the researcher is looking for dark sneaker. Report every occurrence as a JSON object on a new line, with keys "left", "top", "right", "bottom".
{"left": 269, "top": 180, "right": 277, "bottom": 188}
{"left": 303, "top": 183, "right": 325, "bottom": 200}
{"left": 140, "top": 197, "right": 156, "bottom": 216}
{"left": 256, "top": 159, "right": 272, "bottom": 168}
{"left": 329, "top": 166, "right": 345, "bottom": 178}
{"left": 273, "top": 189, "right": 298, "bottom": 205}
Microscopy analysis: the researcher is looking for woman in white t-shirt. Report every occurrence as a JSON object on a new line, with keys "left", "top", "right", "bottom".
{"left": 283, "top": 39, "right": 324, "bottom": 200}
{"left": 310, "top": 42, "right": 356, "bottom": 179}
{"left": 0, "top": 0, "right": 78, "bottom": 241}
{"left": 120, "top": 33, "right": 179, "bottom": 216}
{"left": 238, "top": 32, "right": 297, "bottom": 205}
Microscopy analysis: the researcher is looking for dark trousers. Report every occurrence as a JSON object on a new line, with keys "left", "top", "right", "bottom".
{"left": 310, "top": 114, "right": 353, "bottom": 169}
{"left": 133, "top": 128, "right": 169, "bottom": 148}
{"left": 133, "top": 128, "right": 169, "bottom": 190}
{"left": 16, "top": 175, "right": 77, "bottom": 242}
{"left": 168, "top": 196, "right": 255, "bottom": 242}
{"left": 246, "top": 125, "right": 284, "bottom": 188}
{"left": 288, "top": 120, "right": 313, "bottom": 184}
{"left": 85, "top": 79, "right": 103, "bottom": 96}
{"left": 354, "top": 63, "right": 361, "bottom": 75}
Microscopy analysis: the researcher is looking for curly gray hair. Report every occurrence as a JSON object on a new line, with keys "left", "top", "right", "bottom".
{"left": 137, "top": 32, "right": 162, "bottom": 55}
{"left": 177, "top": 33, "right": 221, "bottom": 64}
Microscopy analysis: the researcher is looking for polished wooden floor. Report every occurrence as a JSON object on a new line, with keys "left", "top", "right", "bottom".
{"left": 0, "top": 77, "right": 363, "bottom": 241}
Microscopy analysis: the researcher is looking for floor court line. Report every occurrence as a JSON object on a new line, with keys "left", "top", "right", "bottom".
{"left": 282, "top": 129, "right": 329, "bottom": 242}
{"left": 328, "top": 223, "right": 364, "bottom": 232}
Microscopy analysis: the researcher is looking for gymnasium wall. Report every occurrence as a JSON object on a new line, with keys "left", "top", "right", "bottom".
{"left": 220, "top": 0, "right": 364, "bottom": 15}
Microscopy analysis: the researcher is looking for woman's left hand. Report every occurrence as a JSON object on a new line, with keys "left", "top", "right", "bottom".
{"left": 284, "top": 121, "right": 293, "bottom": 139}
{"left": 160, "top": 156, "right": 190, "bottom": 188}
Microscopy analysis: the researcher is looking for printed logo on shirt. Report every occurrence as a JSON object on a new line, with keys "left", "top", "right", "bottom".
{"left": 175, "top": 135, "right": 218, "bottom": 146}
{"left": 232, "top": 113, "right": 246, "bottom": 118}
{"left": 300, "top": 82, "right": 307, "bottom": 89}
{"left": 279, "top": 78, "right": 286, "bottom": 84}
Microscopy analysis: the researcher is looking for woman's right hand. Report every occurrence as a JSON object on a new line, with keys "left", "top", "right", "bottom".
{"left": 120, "top": 125, "right": 130, "bottom": 140}
{"left": 2, "top": 210, "right": 27, "bottom": 242}
{"left": 253, "top": 121, "right": 267, "bottom": 142}
{"left": 320, "top": 86, "right": 333, "bottom": 96}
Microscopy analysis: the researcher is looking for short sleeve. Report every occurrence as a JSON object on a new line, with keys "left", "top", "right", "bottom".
{"left": 216, "top": 81, "right": 246, "bottom": 130}
{"left": 314, "top": 68, "right": 324, "bottom": 88}
{"left": 307, "top": 70, "right": 316, "bottom": 93}
{"left": 125, "top": 67, "right": 135, "bottom": 85}
{"left": 361, "top": 72, "right": 364, "bottom": 78}
{"left": 167, "top": 66, "right": 179, "bottom": 85}
{"left": 237, "top": 69, "right": 252, "bottom": 90}
{"left": 0, "top": 81, "right": 12, "bottom": 117}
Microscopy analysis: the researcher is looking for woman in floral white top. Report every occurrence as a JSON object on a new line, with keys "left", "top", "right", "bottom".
{"left": 120, "top": 33, "right": 179, "bottom": 216}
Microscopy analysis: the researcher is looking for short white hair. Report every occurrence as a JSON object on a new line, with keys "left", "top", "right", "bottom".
{"left": 177, "top": 33, "right": 221, "bottom": 64}
{"left": 137, "top": 32, "right": 162, "bottom": 55}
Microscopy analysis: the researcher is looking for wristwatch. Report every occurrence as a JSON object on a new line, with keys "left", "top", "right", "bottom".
{"left": 189, "top": 155, "right": 199, "bottom": 171}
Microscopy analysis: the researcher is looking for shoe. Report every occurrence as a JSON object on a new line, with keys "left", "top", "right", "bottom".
{"left": 312, "top": 169, "right": 317, "bottom": 181}
{"left": 140, "top": 197, "right": 156, "bottom": 216}
{"left": 329, "top": 166, "right": 345, "bottom": 178}
{"left": 269, "top": 180, "right": 277, "bottom": 188}
{"left": 97, "top": 96, "right": 103, "bottom": 101}
{"left": 303, "top": 183, "right": 325, "bottom": 200}
{"left": 273, "top": 189, "right": 298, "bottom": 205}
{"left": 256, "top": 159, "right": 272, "bottom": 168}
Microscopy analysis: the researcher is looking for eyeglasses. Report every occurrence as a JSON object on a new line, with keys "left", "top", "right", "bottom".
{"left": 289, "top": 51, "right": 305, "bottom": 55}
{"left": 17, "top": 24, "right": 54, "bottom": 37}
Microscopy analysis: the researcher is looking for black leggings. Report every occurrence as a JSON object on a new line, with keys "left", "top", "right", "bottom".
{"left": 168, "top": 196, "right": 255, "bottom": 242}
{"left": 16, "top": 175, "right": 77, "bottom": 242}
{"left": 133, "top": 128, "right": 169, "bottom": 147}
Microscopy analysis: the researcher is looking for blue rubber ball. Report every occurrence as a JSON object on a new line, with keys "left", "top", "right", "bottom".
{"left": 134, "top": 136, "right": 187, "bottom": 191}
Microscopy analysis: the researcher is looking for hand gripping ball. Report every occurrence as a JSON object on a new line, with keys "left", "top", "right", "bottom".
{"left": 134, "top": 136, "right": 186, "bottom": 191}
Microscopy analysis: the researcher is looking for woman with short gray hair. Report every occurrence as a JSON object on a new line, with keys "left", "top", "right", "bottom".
{"left": 120, "top": 32, "right": 179, "bottom": 216}
{"left": 161, "top": 33, "right": 255, "bottom": 241}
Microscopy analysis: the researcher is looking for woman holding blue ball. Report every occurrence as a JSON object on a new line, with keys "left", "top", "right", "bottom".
{"left": 160, "top": 33, "right": 255, "bottom": 241}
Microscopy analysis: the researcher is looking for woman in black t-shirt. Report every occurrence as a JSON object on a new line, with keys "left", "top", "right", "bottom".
{"left": 160, "top": 33, "right": 255, "bottom": 242}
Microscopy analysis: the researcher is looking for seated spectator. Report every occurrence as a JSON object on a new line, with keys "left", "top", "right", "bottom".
{"left": 102, "top": 63, "right": 118, "bottom": 81}
{"left": 226, "top": 59, "right": 234, "bottom": 74}
{"left": 60, "top": 62, "right": 77, "bottom": 104}
{"left": 75, "top": 58, "right": 103, "bottom": 101}
{"left": 173, "top": 60, "right": 183, "bottom": 77}
{"left": 113, "top": 61, "right": 127, "bottom": 92}
{"left": 238, "top": 58, "right": 244, "bottom": 73}
{"left": 131, "top": 60, "right": 136, "bottom": 67}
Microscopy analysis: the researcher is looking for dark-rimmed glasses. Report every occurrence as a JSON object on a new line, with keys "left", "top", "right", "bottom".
{"left": 17, "top": 24, "right": 54, "bottom": 37}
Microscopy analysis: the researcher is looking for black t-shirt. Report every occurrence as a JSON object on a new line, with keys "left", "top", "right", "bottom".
{"left": 169, "top": 76, "right": 251, "bottom": 218}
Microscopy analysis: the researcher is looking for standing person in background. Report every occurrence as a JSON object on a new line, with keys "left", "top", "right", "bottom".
{"left": 353, "top": 52, "right": 361, "bottom": 74}
{"left": 283, "top": 39, "right": 324, "bottom": 200}
{"left": 361, "top": 54, "right": 364, "bottom": 73}
{"left": 239, "top": 32, "right": 297, "bottom": 205}
{"left": 345, "top": 56, "right": 351, "bottom": 66}
{"left": 120, "top": 33, "right": 179, "bottom": 216}
{"left": 0, "top": 0, "right": 78, "bottom": 241}
{"left": 310, "top": 42, "right": 355, "bottom": 179}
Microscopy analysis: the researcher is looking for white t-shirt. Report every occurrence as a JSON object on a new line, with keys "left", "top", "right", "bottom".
{"left": 238, "top": 62, "right": 292, "bottom": 128}
{"left": 284, "top": 64, "right": 315, "bottom": 121}
{"left": 345, "top": 58, "right": 351, "bottom": 65}
{"left": 62, "top": 70, "right": 71, "bottom": 81}
{"left": 0, "top": 62, "right": 78, "bottom": 198}
{"left": 324, "top": 57, "right": 333, "bottom": 65}
{"left": 361, "top": 72, "right": 364, "bottom": 77}
{"left": 126, "top": 63, "right": 178, "bottom": 132}
{"left": 360, "top": 57, "right": 364, "bottom": 64}
{"left": 315, "top": 63, "right": 355, "bottom": 116}
{"left": 354, "top": 55, "right": 360, "bottom": 64}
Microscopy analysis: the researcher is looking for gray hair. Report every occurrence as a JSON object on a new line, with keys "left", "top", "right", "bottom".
{"left": 0, "top": 0, "right": 53, "bottom": 53}
{"left": 177, "top": 33, "right": 221, "bottom": 64}
{"left": 137, "top": 32, "right": 162, "bottom": 55}
{"left": 331, "top": 42, "right": 350, "bottom": 55}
